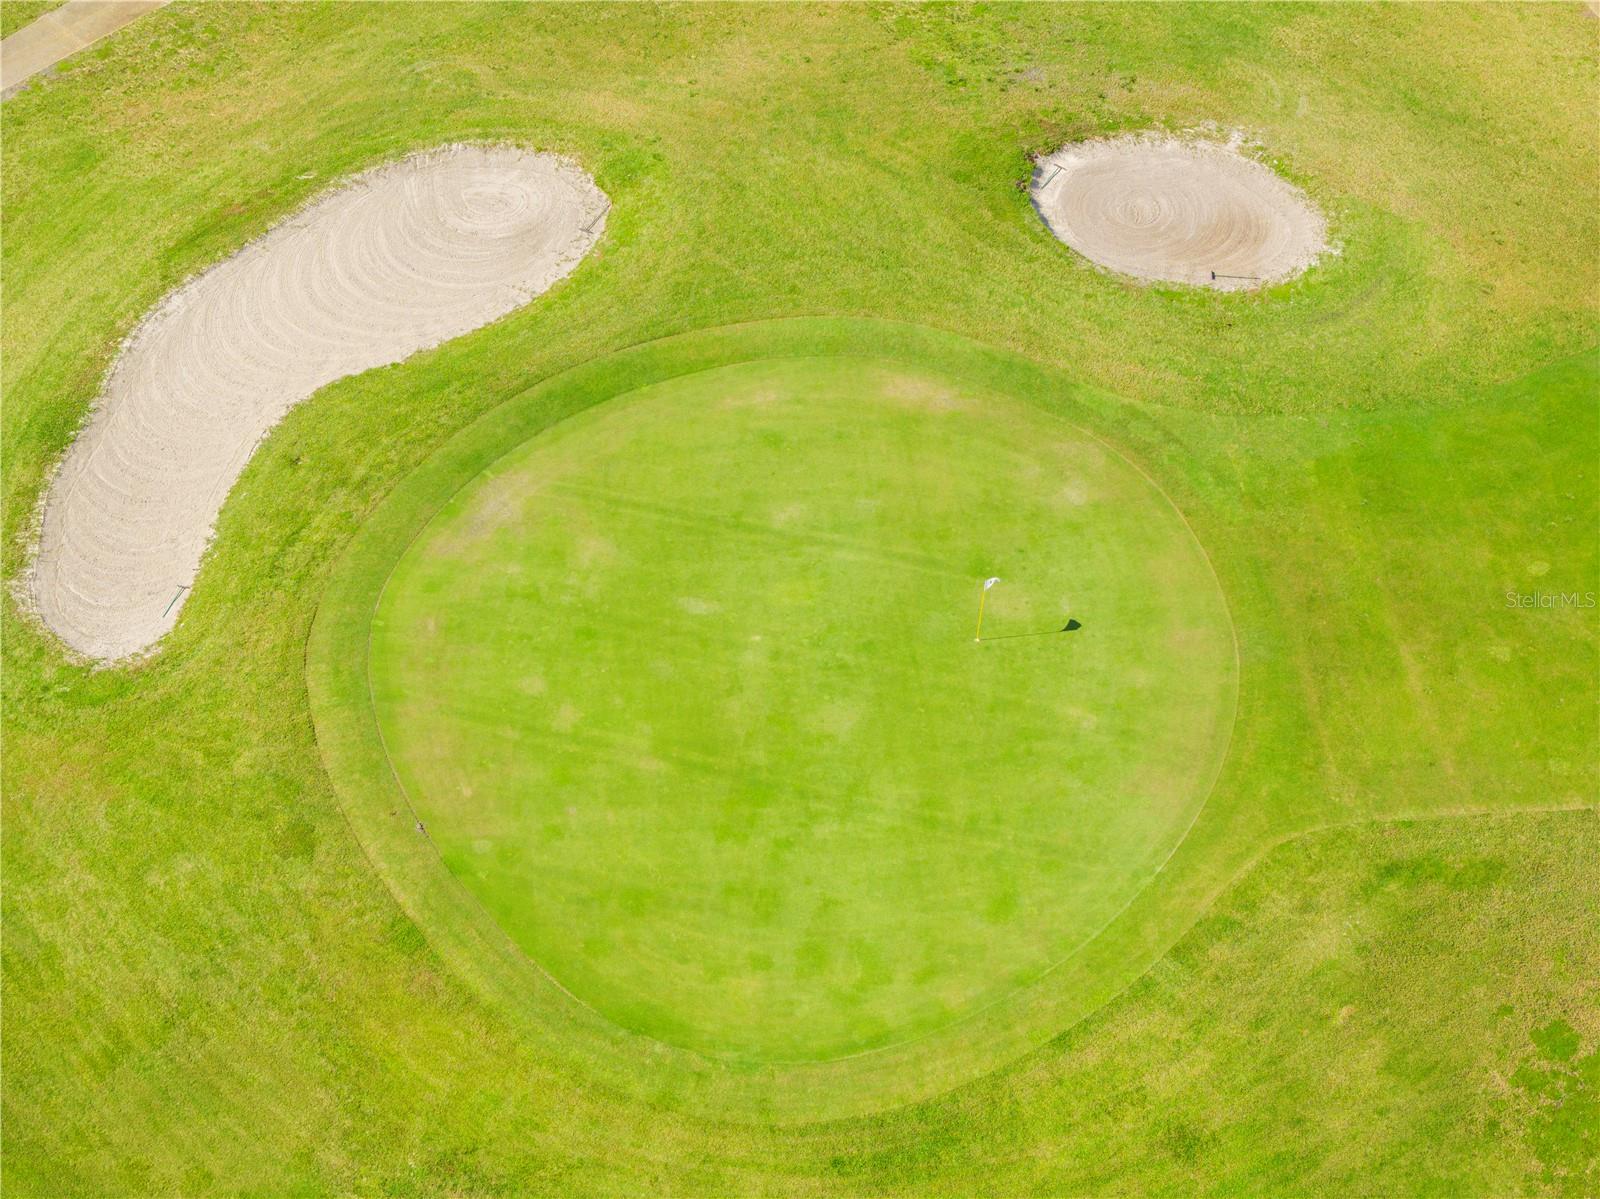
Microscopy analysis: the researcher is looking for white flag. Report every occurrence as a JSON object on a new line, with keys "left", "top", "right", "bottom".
{"left": 983, "top": 577, "right": 1001, "bottom": 590}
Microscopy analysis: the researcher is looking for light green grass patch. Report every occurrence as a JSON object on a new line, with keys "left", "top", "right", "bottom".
{"left": 368, "top": 355, "right": 1234, "bottom": 1063}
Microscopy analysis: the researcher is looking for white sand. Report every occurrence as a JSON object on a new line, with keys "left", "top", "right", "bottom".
{"left": 1032, "top": 134, "right": 1327, "bottom": 291}
{"left": 32, "top": 144, "right": 608, "bottom": 661}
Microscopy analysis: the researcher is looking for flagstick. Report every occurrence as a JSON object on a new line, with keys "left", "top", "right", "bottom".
{"left": 975, "top": 577, "right": 1001, "bottom": 642}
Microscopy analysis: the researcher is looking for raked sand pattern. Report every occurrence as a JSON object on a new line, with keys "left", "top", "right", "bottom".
{"left": 1032, "top": 134, "right": 1327, "bottom": 291}
{"left": 32, "top": 145, "right": 609, "bottom": 661}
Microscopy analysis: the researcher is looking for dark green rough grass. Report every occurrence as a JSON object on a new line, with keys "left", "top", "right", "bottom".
{"left": 2, "top": 2, "right": 1597, "bottom": 1194}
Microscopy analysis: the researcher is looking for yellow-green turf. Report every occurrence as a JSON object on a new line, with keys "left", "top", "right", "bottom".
{"left": 3, "top": 2, "right": 1596, "bottom": 1194}
{"left": 364, "top": 355, "right": 1234, "bottom": 1065}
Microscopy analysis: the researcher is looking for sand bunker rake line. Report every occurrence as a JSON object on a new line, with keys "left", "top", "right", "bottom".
{"left": 1030, "top": 134, "right": 1328, "bottom": 291}
{"left": 30, "top": 144, "right": 609, "bottom": 663}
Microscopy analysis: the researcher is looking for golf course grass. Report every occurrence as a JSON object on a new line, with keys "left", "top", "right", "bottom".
{"left": 4, "top": 2, "right": 1597, "bottom": 1194}
{"left": 364, "top": 353, "right": 1234, "bottom": 1064}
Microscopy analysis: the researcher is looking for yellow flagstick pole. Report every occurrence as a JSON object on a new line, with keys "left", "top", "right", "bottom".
{"left": 975, "top": 577, "right": 999, "bottom": 642}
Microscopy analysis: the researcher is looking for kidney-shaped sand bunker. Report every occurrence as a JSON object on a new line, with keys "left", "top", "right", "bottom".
{"left": 32, "top": 144, "right": 609, "bottom": 662}
{"left": 1032, "top": 134, "right": 1327, "bottom": 291}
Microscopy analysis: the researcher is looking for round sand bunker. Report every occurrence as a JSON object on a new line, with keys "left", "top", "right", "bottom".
{"left": 32, "top": 144, "right": 609, "bottom": 662}
{"left": 1031, "top": 134, "right": 1326, "bottom": 290}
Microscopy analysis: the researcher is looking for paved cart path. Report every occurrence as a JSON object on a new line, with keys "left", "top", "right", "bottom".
{"left": 1, "top": 0, "right": 168, "bottom": 98}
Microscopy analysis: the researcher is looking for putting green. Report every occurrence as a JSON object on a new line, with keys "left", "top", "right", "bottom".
{"left": 365, "top": 353, "right": 1235, "bottom": 1064}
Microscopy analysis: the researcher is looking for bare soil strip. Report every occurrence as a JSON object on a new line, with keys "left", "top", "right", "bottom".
{"left": 0, "top": 0, "right": 167, "bottom": 98}
{"left": 31, "top": 145, "right": 608, "bottom": 661}
{"left": 1032, "top": 134, "right": 1327, "bottom": 291}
